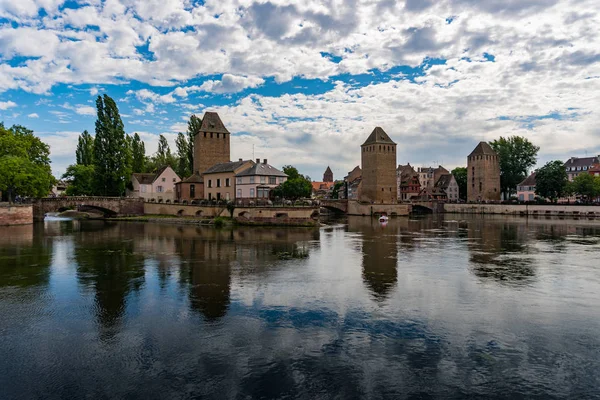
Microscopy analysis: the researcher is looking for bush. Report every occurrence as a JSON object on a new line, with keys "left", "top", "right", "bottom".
{"left": 213, "top": 216, "right": 226, "bottom": 228}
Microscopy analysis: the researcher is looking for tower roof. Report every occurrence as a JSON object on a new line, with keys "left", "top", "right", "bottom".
{"left": 469, "top": 142, "right": 497, "bottom": 157}
{"left": 325, "top": 166, "right": 332, "bottom": 174}
{"left": 362, "top": 127, "right": 396, "bottom": 146}
{"left": 200, "top": 112, "right": 230, "bottom": 134}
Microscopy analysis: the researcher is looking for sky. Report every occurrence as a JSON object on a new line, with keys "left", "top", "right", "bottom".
{"left": 0, "top": 0, "right": 599, "bottom": 181}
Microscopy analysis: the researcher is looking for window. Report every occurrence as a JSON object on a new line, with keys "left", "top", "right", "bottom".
{"left": 260, "top": 176, "right": 266, "bottom": 184}
{"left": 190, "top": 184, "right": 195, "bottom": 198}
{"left": 162, "top": 177, "right": 166, "bottom": 182}
{"left": 157, "top": 186, "right": 163, "bottom": 193}
{"left": 250, "top": 176, "right": 255, "bottom": 184}
{"left": 217, "top": 179, "right": 221, "bottom": 188}
{"left": 236, "top": 177, "right": 242, "bottom": 184}
{"left": 226, "top": 192, "right": 230, "bottom": 200}
{"left": 208, "top": 180, "right": 212, "bottom": 188}
{"left": 237, "top": 189, "right": 242, "bottom": 198}
{"left": 584, "top": 166, "right": 588, "bottom": 170}
{"left": 141, "top": 185, "right": 146, "bottom": 193}
{"left": 173, "top": 178, "right": 176, "bottom": 182}
{"left": 250, "top": 188, "right": 255, "bottom": 197}
{"left": 528, "top": 194, "right": 534, "bottom": 201}
{"left": 210, "top": 133, "right": 213, "bottom": 138}
{"left": 226, "top": 178, "right": 230, "bottom": 187}
{"left": 204, "top": 132, "right": 206, "bottom": 137}
{"left": 217, "top": 133, "right": 219, "bottom": 138}
{"left": 269, "top": 176, "right": 276, "bottom": 184}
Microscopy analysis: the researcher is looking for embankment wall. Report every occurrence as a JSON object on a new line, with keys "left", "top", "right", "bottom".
{"left": 0, "top": 204, "right": 33, "bottom": 225}
{"left": 444, "top": 204, "right": 600, "bottom": 217}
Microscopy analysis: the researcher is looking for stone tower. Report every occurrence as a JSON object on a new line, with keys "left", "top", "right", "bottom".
{"left": 323, "top": 166, "right": 333, "bottom": 182}
{"left": 467, "top": 142, "right": 501, "bottom": 202}
{"left": 360, "top": 127, "right": 397, "bottom": 204}
{"left": 193, "top": 112, "right": 231, "bottom": 176}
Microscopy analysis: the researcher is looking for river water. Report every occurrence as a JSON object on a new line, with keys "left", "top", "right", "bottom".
{"left": 1, "top": 215, "right": 599, "bottom": 399}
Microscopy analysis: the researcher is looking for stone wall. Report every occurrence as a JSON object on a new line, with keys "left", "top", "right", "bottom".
{"left": 144, "top": 202, "right": 225, "bottom": 217}
{"left": 445, "top": 203, "right": 600, "bottom": 217}
{"left": 0, "top": 204, "right": 33, "bottom": 225}
{"left": 467, "top": 154, "right": 501, "bottom": 202}
{"left": 34, "top": 197, "right": 145, "bottom": 220}
{"left": 347, "top": 201, "right": 411, "bottom": 216}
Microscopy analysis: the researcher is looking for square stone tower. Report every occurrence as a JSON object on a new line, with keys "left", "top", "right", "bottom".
{"left": 360, "top": 127, "right": 397, "bottom": 204}
{"left": 323, "top": 166, "right": 333, "bottom": 182}
{"left": 467, "top": 142, "right": 501, "bottom": 201}
{"left": 193, "top": 112, "right": 231, "bottom": 176}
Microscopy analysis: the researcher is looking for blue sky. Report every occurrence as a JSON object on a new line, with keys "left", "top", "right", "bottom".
{"left": 0, "top": 0, "right": 599, "bottom": 180}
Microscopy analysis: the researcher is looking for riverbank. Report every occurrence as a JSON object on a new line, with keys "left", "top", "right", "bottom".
{"left": 444, "top": 203, "right": 600, "bottom": 218}
{"left": 110, "top": 214, "right": 319, "bottom": 227}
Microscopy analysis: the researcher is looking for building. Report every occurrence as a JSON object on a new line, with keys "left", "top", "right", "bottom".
{"left": 589, "top": 163, "right": 600, "bottom": 176}
{"left": 417, "top": 165, "right": 449, "bottom": 188}
{"left": 417, "top": 186, "right": 447, "bottom": 201}
{"left": 203, "top": 159, "right": 254, "bottom": 202}
{"left": 467, "top": 142, "right": 501, "bottom": 202}
{"left": 434, "top": 173, "right": 459, "bottom": 201}
{"left": 396, "top": 164, "right": 421, "bottom": 201}
{"left": 49, "top": 181, "right": 68, "bottom": 197}
{"left": 235, "top": 159, "right": 288, "bottom": 200}
{"left": 175, "top": 172, "right": 203, "bottom": 203}
{"left": 192, "top": 112, "right": 231, "bottom": 176}
{"left": 128, "top": 166, "right": 181, "bottom": 202}
{"left": 360, "top": 127, "right": 397, "bottom": 204}
{"left": 323, "top": 166, "right": 333, "bottom": 183}
{"left": 311, "top": 181, "right": 335, "bottom": 198}
{"left": 517, "top": 172, "right": 536, "bottom": 202}
{"left": 564, "top": 156, "right": 599, "bottom": 181}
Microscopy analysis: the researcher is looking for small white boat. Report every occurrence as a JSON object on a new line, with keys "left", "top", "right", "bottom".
{"left": 379, "top": 215, "right": 388, "bottom": 223}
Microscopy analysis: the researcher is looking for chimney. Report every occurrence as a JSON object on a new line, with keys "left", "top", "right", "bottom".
{"left": 263, "top": 159, "right": 267, "bottom": 164}
{"left": 256, "top": 158, "right": 260, "bottom": 164}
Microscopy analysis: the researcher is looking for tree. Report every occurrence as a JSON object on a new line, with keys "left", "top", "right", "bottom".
{"left": 451, "top": 167, "right": 467, "bottom": 200}
{"left": 131, "top": 133, "right": 145, "bottom": 173}
{"left": 187, "top": 115, "right": 201, "bottom": 173}
{"left": 272, "top": 165, "right": 313, "bottom": 199}
{"left": 569, "top": 173, "right": 600, "bottom": 203}
{"left": 76, "top": 130, "right": 94, "bottom": 165}
{"left": 535, "top": 160, "right": 568, "bottom": 203}
{"left": 331, "top": 181, "right": 344, "bottom": 199}
{"left": 62, "top": 164, "right": 95, "bottom": 196}
{"left": 175, "top": 132, "right": 191, "bottom": 178}
{"left": 489, "top": 136, "right": 539, "bottom": 198}
{"left": 92, "top": 94, "right": 130, "bottom": 196}
{"left": 155, "top": 134, "right": 176, "bottom": 168}
{"left": 0, "top": 124, "right": 54, "bottom": 202}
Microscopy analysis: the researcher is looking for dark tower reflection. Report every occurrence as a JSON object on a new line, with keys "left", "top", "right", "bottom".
{"left": 350, "top": 217, "right": 398, "bottom": 301}
{"left": 75, "top": 223, "right": 145, "bottom": 340}
{"left": 467, "top": 217, "right": 535, "bottom": 285}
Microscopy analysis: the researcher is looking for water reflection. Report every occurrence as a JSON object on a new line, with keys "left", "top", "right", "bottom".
{"left": 2, "top": 216, "right": 600, "bottom": 398}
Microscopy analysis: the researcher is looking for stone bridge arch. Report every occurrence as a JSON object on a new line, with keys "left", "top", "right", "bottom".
{"left": 321, "top": 199, "right": 348, "bottom": 214}
{"left": 34, "top": 197, "right": 144, "bottom": 220}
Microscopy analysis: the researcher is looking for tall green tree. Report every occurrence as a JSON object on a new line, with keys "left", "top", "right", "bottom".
{"left": 451, "top": 167, "right": 467, "bottom": 200}
{"left": 76, "top": 130, "right": 94, "bottom": 165}
{"left": 92, "top": 94, "right": 130, "bottom": 196}
{"left": 155, "top": 134, "right": 176, "bottom": 168}
{"left": 62, "top": 164, "right": 95, "bottom": 196}
{"left": 569, "top": 173, "right": 600, "bottom": 203}
{"left": 131, "top": 133, "right": 145, "bottom": 173}
{"left": 489, "top": 136, "right": 539, "bottom": 199}
{"left": 0, "top": 123, "right": 54, "bottom": 202}
{"left": 175, "top": 132, "right": 191, "bottom": 178}
{"left": 535, "top": 160, "right": 568, "bottom": 203}
{"left": 187, "top": 115, "right": 201, "bottom": 173}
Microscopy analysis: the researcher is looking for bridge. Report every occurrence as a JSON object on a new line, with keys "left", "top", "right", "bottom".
{"left": 33, "top": 197, "right": 145, "bottom": 221}
{"left": 321, "top": 199, "right": 443, "bottom": 215}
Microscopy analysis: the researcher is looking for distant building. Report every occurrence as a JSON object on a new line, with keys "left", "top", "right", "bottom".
{"left": 396, "top": 164, "right": 420, "bottom": 201}
{"left": 235, "top": 159, "right": 287, "bottom": 200}
{"left": 589, "top": 163, "right": 600, "bottom": 176}
{"left": 340, "top": 166, "right": 362, "bottom": 200}
{"left": 434, "top": 173, "right": 459, "bottom": 201}
{"left": 193, "top": 112, "right": 231, "bottom": 176}
{"left": 49, "top": 180, "right": 68, "bottom": 197}
{"left": 311, "top": 181, "right": 335, "bottom": 199}
{"left": 323, "top": 166, "right": 333, "bottom": 183}
{"left": 417, "top": 165, "right": 449, "bottom": 188}
{"left": 517, "top": 172, "right": 536, "bottom": 202}
{"left": 175, "top": 172, "right": 203, "bottom": 203}
{"left": 347, "top": 178, "right": 362, "bottom": 200}
{"left": 467, "top": 142, "right": 501, "bottom": 202}
{"left": 417, "top": 186, "right": 447, "bottom": 201}
{"left": 128, "top": 166, "right": 181, "bottom": 202}
{"left": 203, "top": 159, "right": 254, "bottom": 202}
{"left": 564, "top": 156, "right": 599, "bottom": 181}
{"left": 360, "top": 127, "right": 397, "bottom": 204}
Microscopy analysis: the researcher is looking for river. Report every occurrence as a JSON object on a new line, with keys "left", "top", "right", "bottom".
{"left": 1, "top": 215, "right": 599, "bottom": 399}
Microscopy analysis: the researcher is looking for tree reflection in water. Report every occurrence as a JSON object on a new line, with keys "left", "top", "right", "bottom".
{"left": 74, "top": 223, "right": 145, "bottom": 340}
{"left": 0, "top": 224, "right": 51, "bottom": 289}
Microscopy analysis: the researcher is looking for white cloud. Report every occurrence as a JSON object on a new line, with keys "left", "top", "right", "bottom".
{"left": 75, "top": 105, "right": 96, "bottom": 115}
{"left": 197, "top": 74, "right": 265, "bottom": 93}
{"left": 90, "top": 87, "right": 99, "bottom": 96}
{"left": 0, "top": 100, "right": 17, "bottom": 110}
{"left": 28, "top": 112, "right": 39, "bottom": 118}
